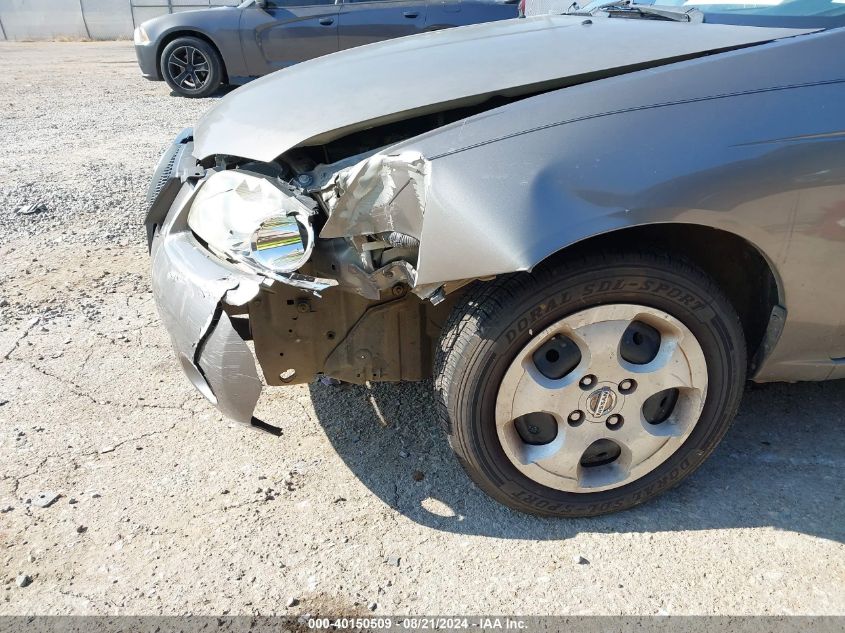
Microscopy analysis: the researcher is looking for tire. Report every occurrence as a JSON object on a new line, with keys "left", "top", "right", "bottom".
{"left": 434, "top": 250, "right": 747, "bottom": 517}
{"left": 160, "top": 36, "right": 224, "bottom": 98}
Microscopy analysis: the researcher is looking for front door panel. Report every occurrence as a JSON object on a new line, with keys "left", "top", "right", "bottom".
{"left": 338, "top": 0, "right": 427, "bottom": 50}
{"left": 243, "top": 0, "right": 340, "bottom": 74}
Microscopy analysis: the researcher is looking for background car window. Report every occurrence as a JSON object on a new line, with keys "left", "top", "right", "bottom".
{"left": 268, "top": 0, "right": 337, "bottom": 6}
{"left": 580, "top": 0, "right": 845, "bottom": 16}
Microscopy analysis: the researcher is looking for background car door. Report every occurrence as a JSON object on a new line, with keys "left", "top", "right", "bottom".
{"left": 242, "top": 0, "right": 341, "bottom": 74}
{"left": 425, "top": 0, "right": 517, "bottom": 30}
{"left": 338, "top": 0, "right": 427, "bottom": 50}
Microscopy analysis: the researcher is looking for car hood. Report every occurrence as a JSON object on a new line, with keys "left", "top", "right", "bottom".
{"left": 192, "top": 14, "right": 812, "bottom": 162}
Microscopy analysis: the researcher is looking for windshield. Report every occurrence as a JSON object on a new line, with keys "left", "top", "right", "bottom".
{"left": 577, "top": 0, "right": 845, "bottom": 25}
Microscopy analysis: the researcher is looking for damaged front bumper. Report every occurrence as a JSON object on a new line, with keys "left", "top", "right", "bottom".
{"left": 146, "top": 131, "right": 274, "bottom": 428}
{"left": 146, "top": 132, "right": 450, "bottom": 427}
{"left": 150, "top": 181, "right": 268, "bottom": 427}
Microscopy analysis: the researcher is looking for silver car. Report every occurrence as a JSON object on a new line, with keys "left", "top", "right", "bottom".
{"left": 146, "top": 6, "right": 845, "bottom": 516}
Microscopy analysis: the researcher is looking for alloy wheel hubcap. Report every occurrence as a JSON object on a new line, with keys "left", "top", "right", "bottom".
{"left": 167, "top": 46, "right": 210, "bottom": 91}
{"left": 585, "top": 385, "right": 617, "bottom": 418}
{"left": 495, "top": 304, "right": 708, "bottom": 493}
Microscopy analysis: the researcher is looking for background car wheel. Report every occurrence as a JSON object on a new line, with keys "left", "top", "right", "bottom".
{"left": 160, "top": 36, "right": 223, "bottom": 98}
{"left": 434, "top": 250, "right": 747, "bottom": 517}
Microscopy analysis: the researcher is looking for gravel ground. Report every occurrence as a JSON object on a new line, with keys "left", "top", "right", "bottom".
{"left": 0, "top": 41, "right": 844, "bottom": 617}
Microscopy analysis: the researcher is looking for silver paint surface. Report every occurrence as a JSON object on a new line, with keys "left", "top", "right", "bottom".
{"left": 385, "top": 27, "right": 845, "bottom": 381}
{"left": 191, "top": 15, "right": 810, "bottom": 162}
{"left": 152, "top": 19, "right": 845, "bottom": 423}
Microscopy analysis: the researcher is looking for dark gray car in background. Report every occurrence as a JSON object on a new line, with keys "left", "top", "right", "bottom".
{"left": 134, "top": 0, "right": 517, "bottom": 97}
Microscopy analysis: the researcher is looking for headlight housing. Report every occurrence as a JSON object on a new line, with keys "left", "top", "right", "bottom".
{"left": 187, "top": 170, "right": 315, "bottom": 279}
{"left": 134, "top": 26, "right": 150, "bottom": 45}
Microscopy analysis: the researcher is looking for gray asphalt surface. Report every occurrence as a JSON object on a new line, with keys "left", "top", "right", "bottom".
{"left": 0, "top": 41, "right": 843, "bottom": 616}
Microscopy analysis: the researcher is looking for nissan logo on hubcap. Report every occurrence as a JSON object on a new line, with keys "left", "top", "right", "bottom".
{"left": 586, "top": 386, "right": 617, "bottom": 418}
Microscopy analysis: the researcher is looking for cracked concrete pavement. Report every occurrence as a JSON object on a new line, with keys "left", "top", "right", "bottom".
{"left": 0, "top": 41, "right": 843, "bottom": 616}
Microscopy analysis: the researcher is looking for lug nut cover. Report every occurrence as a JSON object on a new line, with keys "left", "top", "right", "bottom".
{"left": 579, "top": 374, "right": 597, "bottom": 390}
{"left": 606, "top": 414, "right": 624, "bottom": 430}
{"left": 619, "top": 379, "right": 637, "bottom": 394}
{"left": 568, "top": 410, "right": 585, "bottom": 426}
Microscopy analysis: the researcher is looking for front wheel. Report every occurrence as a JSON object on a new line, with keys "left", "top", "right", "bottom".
{"left": 434, "top": 251, "right": 747, "bottom": 517}
{"left": 160, "top": 36, "right": 223, "bottom": 98}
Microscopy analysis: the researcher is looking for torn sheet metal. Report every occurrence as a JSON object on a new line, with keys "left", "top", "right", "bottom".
{"left": 320, "top": 152, "right": 429, "bottom": 240}
{"left": 343, "top": 260, "right": 417, "bottom": 301}
{"left": 273, "top": 271, "right": 338, "bottom": 294}
{"left": 310, "top": 237, "right": 418, "bottom": 300}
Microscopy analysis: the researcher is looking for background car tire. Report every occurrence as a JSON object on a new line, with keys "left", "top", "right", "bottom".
{"left": 160, "top": 36, "right": 223, "bottom": 98}
{"left": 434, "top": 250, "right": 747, "bottom": 517}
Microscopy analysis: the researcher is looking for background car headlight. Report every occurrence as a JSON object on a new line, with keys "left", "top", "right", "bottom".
{"left": 187, "top": 170, "right": 315, "bottom": 277}
{"left": 133, "top": 26, "right": 150, "bottom": 45}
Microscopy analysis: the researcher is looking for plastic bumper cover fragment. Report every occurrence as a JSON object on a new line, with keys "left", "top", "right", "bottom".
{"left": 144, "top": 128, "right": 202, "bottom": 249}
{"left": 150, "top": 186, "right": 265, "bottom": 426}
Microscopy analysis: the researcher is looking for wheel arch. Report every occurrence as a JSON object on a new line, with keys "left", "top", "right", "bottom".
{"left": 530, "top": 223, "right": 784, "bottom": 376}
{"left": 156, "top": 29, "right": 228, "bottom": 83}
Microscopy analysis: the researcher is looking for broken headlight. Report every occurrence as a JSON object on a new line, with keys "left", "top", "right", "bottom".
{"left": 188, "top": 170, "right": 315, "bottom": 278}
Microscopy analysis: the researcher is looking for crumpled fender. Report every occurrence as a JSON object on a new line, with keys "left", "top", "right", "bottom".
{"left": 320, "top": 151, "right": 429, "bottom": 240}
